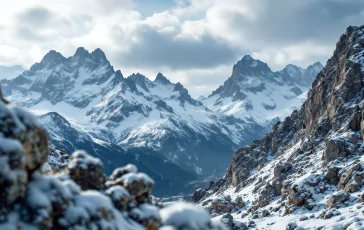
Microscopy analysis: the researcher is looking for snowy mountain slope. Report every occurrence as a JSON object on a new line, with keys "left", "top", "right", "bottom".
{"left": 202, "top": 56, "right": 323, "bottom": 125}
{"left": 38, "top": 111, "right": 197, "bottom": 196}
{"left": 192, "top": 25, "right": 364, "bottom": 229}
{"left": 0, "top": 47, "right": 267, "bottom": 181}
{"left": 0, "top": 65, "right": 26, "bottom": 80}
{"left": 0, "top": 91, "right": 227, "bottom": 230}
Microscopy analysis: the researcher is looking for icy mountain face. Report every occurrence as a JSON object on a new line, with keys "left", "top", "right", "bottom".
{"left": 193, "top": 25, "right": 364, "bottom": 229}
{"left": 0, "top": 65, "right": 26, "bottom": 80}
{"left": 202, "top": 56, "right": 323, "bottom": 125}
{"left": 0, "top": 47, "right": 267, "bottom": 181}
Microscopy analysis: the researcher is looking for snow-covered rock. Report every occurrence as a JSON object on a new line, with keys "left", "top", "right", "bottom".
{"left": 194, "top": 25, "right": 364, "bottom": 229}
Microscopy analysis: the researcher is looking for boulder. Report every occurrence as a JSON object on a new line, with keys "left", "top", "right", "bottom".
{"left": 360, "top": 192, "right": 364, "bottom": 203}
{"left": 326, "top": 191, "right": 350, "bottom": 209}
{"left": 286, "top": 222, "right": 298, "bottom": 230}
{"left": 189, "top": 188, "right": 208, "bottom": 203}
{"left": 258, "top": 185, "right": 275, "bottom": 207}
{"left": 211, "top": 196, "right": 235, "bottom": 213}
{"left": 344, "top": 173, "right": 363, "bottom": 193}
{"left": 323, "top": 138, "right": 346, "bottom": 165}
{"left": 106, "top": 185, "right": 131, "bottom": 211}
{"left": 23, "top": 174, "right": 76, "bottom": 228}
{"left": 130, "top": 204, "right": 161, "bottom": 230}
{"left": 261, "top": 209, "right": 270, "bottom": 217}
{"left": 323, "top": 209, "right": 340, "bottom": 219}
{"left": 235, "top": 196, "right": 245, "bottom": 208}
{"left": 338, "top": 163, "right": 361, "bottom": 190}
{"left": 288, "top": 184, "right": 312, "bottom": 206}
{"left": 0, "top": 102, "right": 48, "bottom": 174}
{"left": 324, "top": 165, "right": 340, "bottom": 185}
{"left": 108, "top": 164, "right": 138, "bottom": 181}
{"left": 0, "top": 137, "right": 28, "bottom": 220}
{"left": 108, "top": 172, "right": 154, "bottom": 205}
{"left": 65, "top": 151, "right": 105, "bottom": 190}
{"left": 220, "top": 213, "right": 233, "bottom": 228}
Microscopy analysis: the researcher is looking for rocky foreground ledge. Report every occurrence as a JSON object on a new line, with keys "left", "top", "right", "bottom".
{"left": 0, "top": 92, "right": 226, "bottom": 229}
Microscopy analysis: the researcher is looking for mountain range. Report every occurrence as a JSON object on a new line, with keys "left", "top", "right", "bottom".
{"left": 202, "top": 55, "right": 323, "bottom": 125}
{"left": 0, "top": 65, "right": 26, "bottom": 80}
{"left": 0, "top": 46, "right": 322, "bottom": 196}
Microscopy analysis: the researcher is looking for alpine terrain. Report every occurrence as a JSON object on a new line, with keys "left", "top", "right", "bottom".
{"left": 202, "top": 56, "right": 323, "bottom": 126}
{"left": 0, "top": 90, "right": 227, "bottom": 230}
{"left": 0, "top": 45, "right": 320, "bottom": 196}
{"left": 191, "top": 25, "right": 364, "bottom": 229}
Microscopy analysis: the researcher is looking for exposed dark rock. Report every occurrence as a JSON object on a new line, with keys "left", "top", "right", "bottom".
{"left": 65, "top": 150, "right": 106, "bottom": 190}
{"left": 323, "top": 138, "right": 346, "bottom": 165}
{"left": 326, "top": 191, "right": 350, "bottom": 209}
{"left": 324, "top": 165, "right": 341, "bottom": 185}
{"left": 189, "top": 188, "right": 208, "bottom": 203}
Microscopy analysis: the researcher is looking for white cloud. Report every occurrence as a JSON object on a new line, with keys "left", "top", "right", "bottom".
{"left": 0, "top": 0, "right": 363, "bottom": 96}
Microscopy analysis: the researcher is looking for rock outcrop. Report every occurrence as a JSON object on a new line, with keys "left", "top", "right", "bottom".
{"left": 195, "top": 25, "right": 364, "bottom": 229}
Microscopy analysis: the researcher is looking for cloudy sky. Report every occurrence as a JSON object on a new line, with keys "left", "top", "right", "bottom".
{"left": 0, "top": 0, "right": 363, "bottom": 97}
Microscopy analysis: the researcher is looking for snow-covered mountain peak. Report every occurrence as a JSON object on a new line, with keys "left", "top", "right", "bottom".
{"left": 35, "top": 50, "right": 66, "bottom": 70}
{"left": 1, "top": 47, "right": 271, "bottom": 179}
{"left": 311, "top": 61, "right": 324, "bottom": 69}
{"left": 72, "top": 47, "right": 109, "bottom": 64}
{"left": 41, "top": 50, "right": 65, "bottom": 63}
{"left": 232, "top": 56, "right": 272, "bottom": 78}
{"left": 203, "top": 55, "right": 323, "bottom": 126}
{"left": 154, "top": 72, "right": 171, "bottom": 85}
{"left": 73, "top": 46, "right": 89, "bottom": 58}
{"left": 281, "top": 64, "right": 304, "bottom": 78}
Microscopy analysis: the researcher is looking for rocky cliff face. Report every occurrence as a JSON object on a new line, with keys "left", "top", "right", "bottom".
{"left": 194, "top": 25, "right": 364, "bottom": 229}
{"left": 0, "top": 90, "right": 227, "bottom": 230}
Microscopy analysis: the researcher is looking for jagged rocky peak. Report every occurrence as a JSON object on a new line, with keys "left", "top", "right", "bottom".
{"left": 173, "top": 81, "right": 202, "bottom": 106}
{"left": 232, "top": 55, "right": 272, "bottom": 78}
{"left": 128, "top": 73, "right": 150, "bottom": 92}
{"left": 129, "top": 72, "right": 148, "bottom": 81}
{"left": 193, "top": 25, "right": 364, "bottom": 229}
{"left": 72, "top": 47, "right": 110, "bottom": 64}
{"left": 154, "top": 72, "right": 171, "bottom": 85}
{"left": 278, "top": 61, "right": 324, "bottom": 87}
{"left": 32, "top": 50, "right": 66, "bottom": 70}
{"left": 280, "top": 64, "right": 304, "bottom": 79}
{"left": 110, "top": 69, "right": 125, "bottom": 86}
{"left": 41, "top": 50, "right": 66, "bottom": 63}
{"left": 73, "top": 46, "right": 89, "bottom": 57}
{"left": 310, "top": 61, "right": 325, "bottom": 70}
